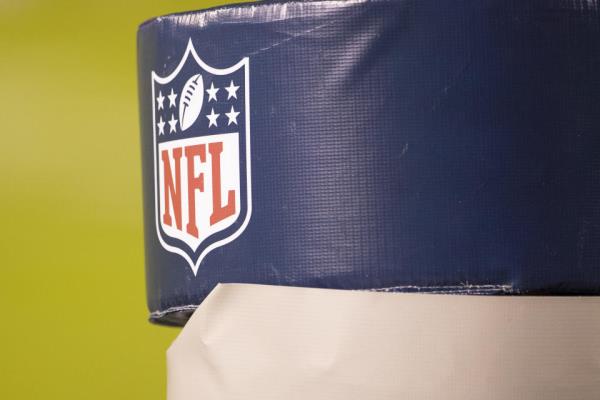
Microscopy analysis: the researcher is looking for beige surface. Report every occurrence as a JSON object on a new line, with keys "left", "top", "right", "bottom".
{"left": 168, "top": 284, "right": 600, "bottom": 399}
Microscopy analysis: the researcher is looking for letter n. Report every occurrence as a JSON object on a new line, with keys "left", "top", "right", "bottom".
{"left": 161, "top": 147, "right": 183, "bottom": 230}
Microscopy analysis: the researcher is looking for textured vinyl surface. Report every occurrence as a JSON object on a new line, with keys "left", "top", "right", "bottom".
{"left": 138, "top": 0, "right": 600, "bottom": 325}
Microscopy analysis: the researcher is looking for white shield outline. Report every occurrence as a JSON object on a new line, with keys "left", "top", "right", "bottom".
{"left": 151, "top": 39, "right": 252, "bottom": 275}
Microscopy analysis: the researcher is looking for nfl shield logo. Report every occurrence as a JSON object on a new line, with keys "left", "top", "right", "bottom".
{"left": 151, "top": 39, "right": 251, "bottom": 275}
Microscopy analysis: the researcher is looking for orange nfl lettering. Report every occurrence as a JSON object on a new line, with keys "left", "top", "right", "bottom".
{"left": 162, "top": 141, "right": 237, "bottom": 236}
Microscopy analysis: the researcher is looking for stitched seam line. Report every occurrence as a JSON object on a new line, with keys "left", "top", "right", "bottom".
{"left": 149, "top": 284, "right": 514, "bottom": 318}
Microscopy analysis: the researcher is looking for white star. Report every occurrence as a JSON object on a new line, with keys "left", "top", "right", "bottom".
{"left": 206, "top": 82, "right": 219, "bottom": 102}
{"left": 157, "top": 116, "right": 165, "bottom": 135}
{"left": 168, "top": 114, "right": 178, "bottom": 133}
{"left": 156, "top": 91, "right": 165, "bottom": 110}
{"left": 167, "top": 88, "right": 178, "bottom": 108}
{"left": 225, "top": 80, "right": 239, "bottom": 99}
{"left": 206, "top": 108, "right": 220, "bottom": 128}
{"left": 225, "top": 106, "right": 240, "bottom": 126}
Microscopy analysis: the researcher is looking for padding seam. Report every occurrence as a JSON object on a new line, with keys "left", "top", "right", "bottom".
{"left": 149, "top": 284, "right": 514, "bottom": 319}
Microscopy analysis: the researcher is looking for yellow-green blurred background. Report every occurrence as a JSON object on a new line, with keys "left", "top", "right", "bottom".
{"left": 0, "top": 1, "right": 230, "bottom": 398}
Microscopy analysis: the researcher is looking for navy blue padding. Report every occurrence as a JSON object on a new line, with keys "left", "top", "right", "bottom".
{"left": 138, "top": 0, "right": 600, "bottom": 325}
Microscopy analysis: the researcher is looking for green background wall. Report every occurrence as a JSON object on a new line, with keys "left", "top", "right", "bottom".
{"left": 0, "top": 1, "right": 231, "bottom": 398}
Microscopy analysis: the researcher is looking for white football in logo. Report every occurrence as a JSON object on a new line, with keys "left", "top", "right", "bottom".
{"left": 179, "top": 74, "right": 204, "bottom": 131}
